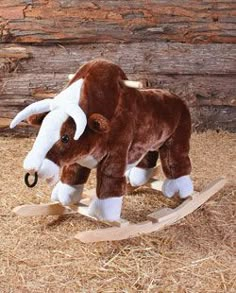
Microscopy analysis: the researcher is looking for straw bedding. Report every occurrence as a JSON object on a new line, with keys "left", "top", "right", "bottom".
{"left": 0, "top": 131, "right": 235, "bottom": 292}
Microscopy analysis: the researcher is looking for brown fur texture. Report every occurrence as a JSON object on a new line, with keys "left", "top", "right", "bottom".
{"left": 29, "top": 60, "right": 192, "bottom": 199}
{"left": 61, "top": 164, "right": 90, "bottom": 186}
{"left": 27, "top": 113, "right": 48, "bottom": 126}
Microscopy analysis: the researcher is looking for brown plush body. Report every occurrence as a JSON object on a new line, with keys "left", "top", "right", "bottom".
{"left": 7, "top": 60, "right": 193, "bottom": 221}
{"left": 39, "top": 60, "right": 192, "bottom": 199}
{"left": 10, "top": 59, "right": 193, "bottom": 220}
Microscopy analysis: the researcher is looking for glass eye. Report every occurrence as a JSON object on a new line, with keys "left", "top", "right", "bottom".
{"left": 61, "top": 134, "right": 69, "bottom": 143}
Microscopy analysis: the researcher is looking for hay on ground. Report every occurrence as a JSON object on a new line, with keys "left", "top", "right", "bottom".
{"left": 0, "top": 131, "right": 235, "bottom": 292}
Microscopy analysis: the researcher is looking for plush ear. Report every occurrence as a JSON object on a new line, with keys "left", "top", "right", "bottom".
{"left": 88, "top": 113, "right": 110, "bottom": 133}
{"left": 27, "top": 113, "right": 48, "bottom": 127}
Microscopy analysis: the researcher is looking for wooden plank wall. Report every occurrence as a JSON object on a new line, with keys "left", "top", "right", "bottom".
{"left": 0, "top": 0, "right": 236, "bottom": 136}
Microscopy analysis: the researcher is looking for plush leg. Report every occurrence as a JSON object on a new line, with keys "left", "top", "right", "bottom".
{"left": 162, "top": 175, "right": 193, "bottom": 198}
{"left": 51, "top": 163, "right": 91, "bottom": 205}
{"left": 88, "top": 196, "right": 123, "bottom": 221}
{"left": 128, "top": 167, "right": 156, "bottom": 187}
{"left": 127, "top": 151, "right": 159, "bottom": 186}
{"left": 93, "top": 172, "right": 125, "bottom": 221}
{"left": 51, "top": 181, "right": 83, "bottom": 205}
{"left": 159, "top": 110, "right": 193, "bottom": 198}
{"left": 92, "top": 158, "right": 127, "bottom": 221}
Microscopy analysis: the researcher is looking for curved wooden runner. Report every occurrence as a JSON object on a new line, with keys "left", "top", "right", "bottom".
{"left": 12, "top": 177, "right": 226, "bottom": 243}
{"left": 75, "top": 177, "right": 226, "bottom": 243}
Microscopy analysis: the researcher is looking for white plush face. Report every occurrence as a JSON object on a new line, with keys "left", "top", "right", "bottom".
{"left": 23, "top": 108, "right": 68, "bottom": 183}
{"left": 11, "top": 79, "right": 87, "bottom": 184}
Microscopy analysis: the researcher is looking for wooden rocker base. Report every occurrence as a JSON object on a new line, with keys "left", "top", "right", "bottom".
{"left": 12, "top": 177, "right": 226, "bottom": 243}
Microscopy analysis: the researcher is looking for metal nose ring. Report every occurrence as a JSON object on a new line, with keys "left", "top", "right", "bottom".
{"left": 24, "top": 172, "right": 38, "bottom": 188}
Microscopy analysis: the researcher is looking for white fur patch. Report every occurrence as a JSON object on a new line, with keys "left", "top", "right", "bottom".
{"left": 51, "top": 181, "right": 84, "bottom": 205}
{"left": 128, "top": 167, "right": 155, "bottom": 187}
{"left": 23, "top": 109, "right": 68, "bottom": 173}
{"left": 88, "top": 196, "right": 123, "bottom": 222}
{"left": 39, "top": 159, "right": 60, "bottom": 186}
{"left": 162, "top": 175, "right": 193, "bottom": 198}
{"left": 77, "top": 155, "right": 98, "bottom": 169}
{"left": 126, "top": 162, "right": 139, "bottom": 172}
{"left": 125, "top": 156, "right": 145, "bottom": 181}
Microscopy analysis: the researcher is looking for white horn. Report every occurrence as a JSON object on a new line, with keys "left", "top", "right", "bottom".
{"left": 10, "top": 99, "right": 52, "bottom": 129}
{"left": 68, "top": 74, "right": 75, "bottom": 81}
{"left": 122, "top": 80, "right": 143, "bottom": 89}
{"left": 65, "top": 104, "right": 87, "bottom": 140}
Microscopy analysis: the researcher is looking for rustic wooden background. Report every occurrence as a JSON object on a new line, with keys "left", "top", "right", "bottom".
{"left": 0, "top": 0, "right": 236, "bottom": 136}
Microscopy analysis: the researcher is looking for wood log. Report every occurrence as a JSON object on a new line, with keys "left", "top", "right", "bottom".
{"left": 1, "top": 73, "right": 235, "bottom": 110}
{"left": 2, "top": 104, "right": 235, "bottom": 137}
{"left": 0, "top": 43, "right": 235, "bottom": 125}
{"left": 0, "top": 118, "right": 35, "bottom": 137}
{"left": 0, "top": 46, "right": 32, "bottom": 73}
{"left": 0, "top": 0, "right": 236, "bottom": 44}
{"left": 191, "top": 105, "right": 236, "bottom": 132}
{"left": 1, "top": 43, "right": 235, "bottom": 76}
{"left": 0, "top": 1, "right": 235, "bottom": 134}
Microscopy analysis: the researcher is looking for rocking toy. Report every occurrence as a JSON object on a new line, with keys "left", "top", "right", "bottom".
{"left": 10, "top": 59, "right": 227, "bottom": 242}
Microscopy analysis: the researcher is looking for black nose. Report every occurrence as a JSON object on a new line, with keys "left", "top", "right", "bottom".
{"left": 24, "top": 172, "right": 38, "bottom": 188}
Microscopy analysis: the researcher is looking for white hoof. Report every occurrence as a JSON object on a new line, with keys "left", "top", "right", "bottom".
{"left": 51, "top": 181, "right": 83, "bottom": 206}
{"left": 128, "top": 167, "right": 155, "bottom": 187}
{"left": 162, "top": 175, "right": 193, "bottom": 198}
{"left": 88, "top": 196, "right": 123, "bottom": 222}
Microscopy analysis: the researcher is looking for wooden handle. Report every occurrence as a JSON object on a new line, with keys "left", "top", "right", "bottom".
{"left": 122, "top": 80, "right": 143, "bottom": 89}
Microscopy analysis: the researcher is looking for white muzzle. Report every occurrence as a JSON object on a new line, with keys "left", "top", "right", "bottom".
{"left": 24, "top": 155, "right": 59, "bottom": 186}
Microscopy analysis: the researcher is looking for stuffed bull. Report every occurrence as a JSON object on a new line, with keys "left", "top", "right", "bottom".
{"left": 10, "top": 59, "right": 193, "bottom": 221}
